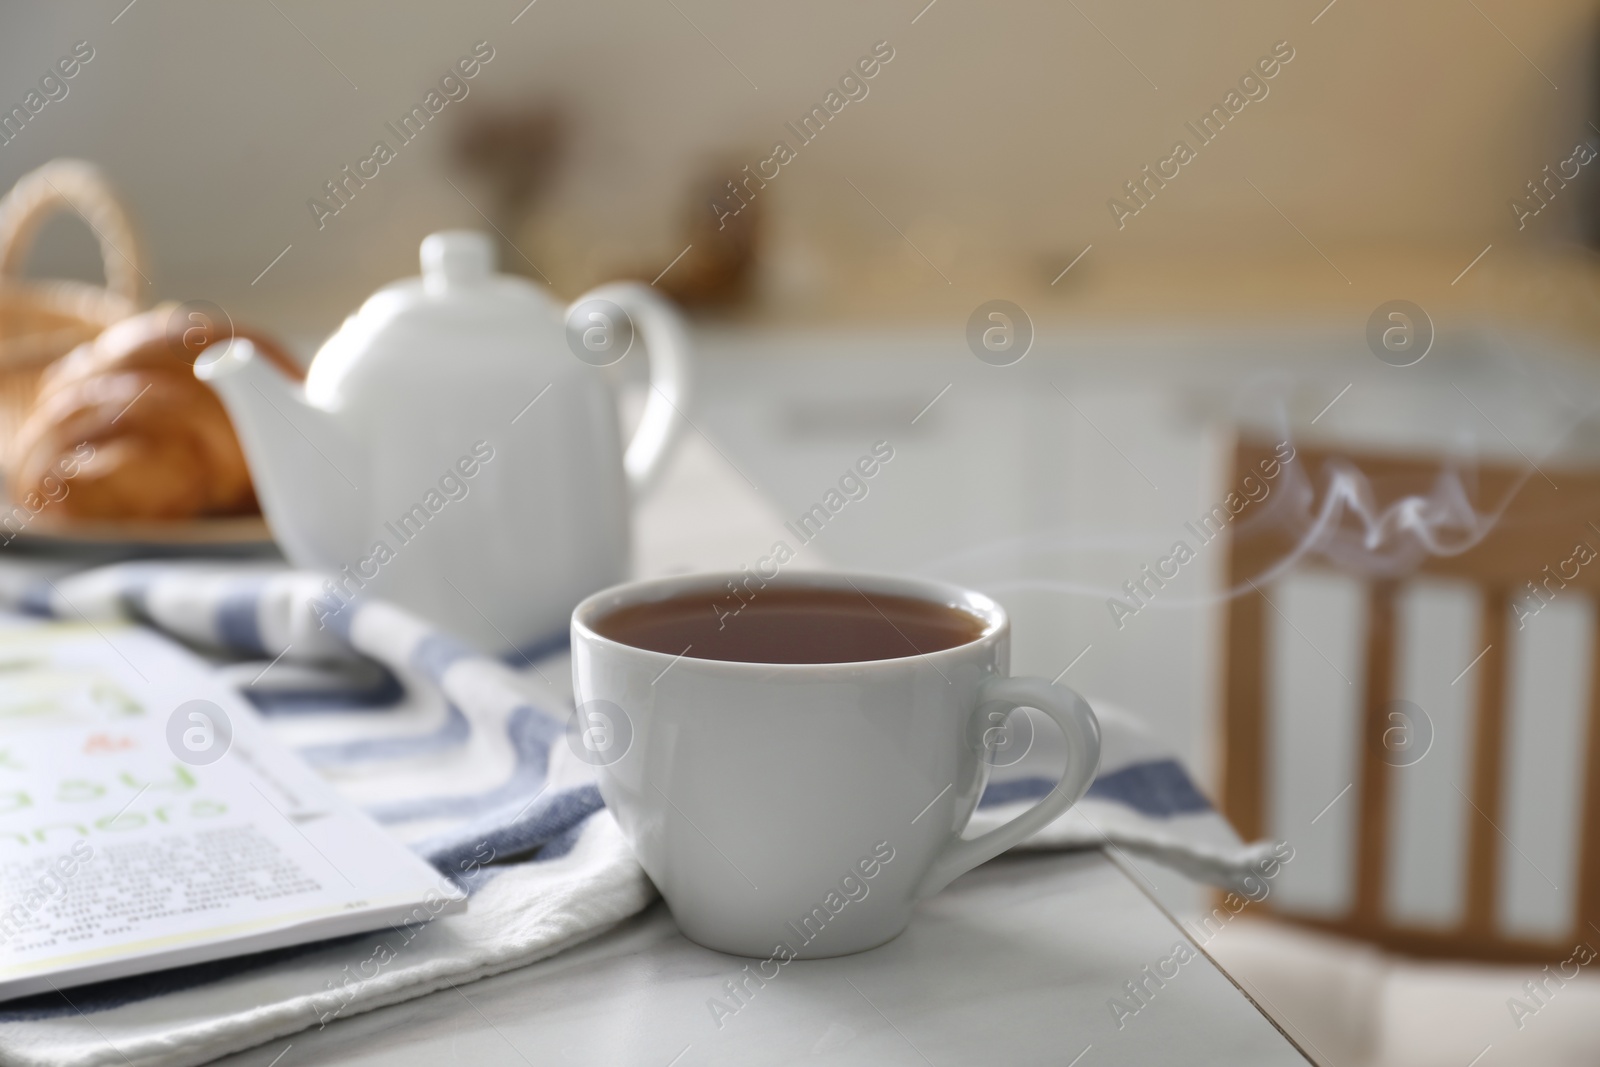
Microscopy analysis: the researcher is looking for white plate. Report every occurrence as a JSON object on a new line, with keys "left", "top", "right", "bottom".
{"left": 0, "top": 487, "right": 277, "bottom": 555}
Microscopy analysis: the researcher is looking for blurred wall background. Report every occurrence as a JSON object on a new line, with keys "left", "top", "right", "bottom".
{"left": 1, "top": 0, "right": 1597, "bottom": 336}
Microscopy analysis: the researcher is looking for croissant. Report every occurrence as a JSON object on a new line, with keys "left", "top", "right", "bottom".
{"left": 6, "top": 305, "right": 301, "bottom": 522}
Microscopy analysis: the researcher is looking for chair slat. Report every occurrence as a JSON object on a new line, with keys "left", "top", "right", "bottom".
{"left": 1353, "top": 581, "right": 1398, "bottom": 924}
{"left": 1221, "top": 587, "right": 1268, "bottom": 842}
{"left": 1463, "top": 590, "right": 1509, "bottom": 937}
{"left": 1578, "top": 598, "right": 1600, "bottom": 942}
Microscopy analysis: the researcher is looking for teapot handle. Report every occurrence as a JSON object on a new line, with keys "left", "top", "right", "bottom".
{"left": 571, "top": 281, "right": 693, "bottom": 501}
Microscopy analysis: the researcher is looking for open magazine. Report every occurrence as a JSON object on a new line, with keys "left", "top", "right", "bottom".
{"left": 0, "top": 617, "right": 460, "bottom": 1000}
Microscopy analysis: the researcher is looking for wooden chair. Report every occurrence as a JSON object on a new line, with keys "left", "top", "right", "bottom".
{"left": 1218, "top": 438, "right": 1600, "bottom": 963}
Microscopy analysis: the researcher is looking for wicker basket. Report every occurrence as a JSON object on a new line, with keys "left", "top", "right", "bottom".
{"left": 0, "top": 159, "right": 145, "bottom": 464}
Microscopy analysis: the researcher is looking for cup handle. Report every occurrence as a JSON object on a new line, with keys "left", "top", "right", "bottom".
{"left": 572, "top": 281, "right": 694, "bottom": 502}
{"left": 914, "top": 676, "right": 1102, "bottom": 899}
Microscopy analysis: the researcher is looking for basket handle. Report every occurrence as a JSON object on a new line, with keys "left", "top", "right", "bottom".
{"left": 0, "top": 159, "right": 145, "bottom": 305}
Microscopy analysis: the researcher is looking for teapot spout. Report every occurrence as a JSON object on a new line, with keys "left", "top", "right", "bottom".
{"left": 197, "top": 339, "right": 363, "bottom": 567}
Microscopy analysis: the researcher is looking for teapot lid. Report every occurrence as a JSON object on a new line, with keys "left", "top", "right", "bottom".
{"left": 421, "top": 230, "right": 494, "bottom": 293}
{"left": 344, "top": 227, "right": 560, "bottom": 326}
{"left": 305, "top": 229, "right": 560, "bottom": 405}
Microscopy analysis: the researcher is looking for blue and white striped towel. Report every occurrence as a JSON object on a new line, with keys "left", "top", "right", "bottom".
{"left": 0, "top": 561, "right": 1275, "bottom": 1067}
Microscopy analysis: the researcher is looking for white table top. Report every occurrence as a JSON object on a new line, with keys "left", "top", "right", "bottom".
{"left": 205, "top": 850, "right": 1309, "bottom": 1066}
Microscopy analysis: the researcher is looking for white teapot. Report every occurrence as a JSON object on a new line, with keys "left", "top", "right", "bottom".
{"left": 198, "top": 230, "right": 691, "bottom": 654}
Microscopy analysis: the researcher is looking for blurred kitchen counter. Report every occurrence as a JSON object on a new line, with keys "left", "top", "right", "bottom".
{"left": 242, "top": 245, "right": 1600, "bottom": 356}
{"left": 744, "top": 244, "right": 1600, "bottom": 346}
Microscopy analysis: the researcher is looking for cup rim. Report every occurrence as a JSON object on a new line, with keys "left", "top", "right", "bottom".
{"left": 571, "top": 569, "right": 1006, "bottom": 671}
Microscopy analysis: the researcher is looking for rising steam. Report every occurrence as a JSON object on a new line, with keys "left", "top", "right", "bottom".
{"left": 933, "top": 445, "right": 1531, "bottom": 611}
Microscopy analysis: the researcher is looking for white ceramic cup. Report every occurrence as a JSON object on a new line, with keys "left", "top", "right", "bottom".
{"left": 570, "top": 570, "right": 1101, "bottom": 958}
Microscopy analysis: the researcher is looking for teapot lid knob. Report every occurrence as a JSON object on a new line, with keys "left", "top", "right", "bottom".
{"left": 421, "top": 230, "right": 495, "bottom": 291}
